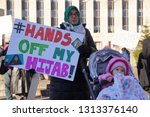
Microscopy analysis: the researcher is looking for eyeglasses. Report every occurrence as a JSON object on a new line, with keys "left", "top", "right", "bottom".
{"left": 69, "top": 12, "right": 79, "bottom": 18}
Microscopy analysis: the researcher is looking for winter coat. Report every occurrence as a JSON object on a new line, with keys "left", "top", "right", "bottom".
{"left": 142, "top": 37, "right": 150, "bottom": 84}
{"left": 137, "top": 52, "right": 144, "bottom": 78}
{"left": 49, "top": 27, "right": 97, "bottom": 100}
{"left": 137, "top": 52, "right": 150, "bottom": 87}
{"left": 142, "top": 37, "right": 150, "bottom": 58}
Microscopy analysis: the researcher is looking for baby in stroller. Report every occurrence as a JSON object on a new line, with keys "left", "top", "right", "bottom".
{"left": 96, "top": 57, "right": 148, "bottom": 100}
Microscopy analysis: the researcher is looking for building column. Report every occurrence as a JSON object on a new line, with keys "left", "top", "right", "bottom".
{"left": 72, "top": 0, "right": 79, "bottom": 9}
{"left": 58, "top": 0, "right": 65, "bottom": 25}
{"left": 13, "top": 0, "right": 22, "bottom": 19}
{"left": 114, "top": 0, "right": 122, "bottom": 31}
{"left": 86, "top": 0, "right": 94, "bottom": 33}
{"left": 28, "top": 0, "right": 36, "bottom": 23}
{"left": 129, "top": 0, "right": 137, "bottom": 32}
{"left": 143, "top": 0, "right": 150, "bottom": 26}
{"left": 44, "top": 0, "right": 51, "bottom": 26}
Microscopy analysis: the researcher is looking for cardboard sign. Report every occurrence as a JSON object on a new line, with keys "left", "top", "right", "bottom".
{"left": 112, "top": 30, "right": 141, "bottom": 50}
{"left": 0, "top": 34, "right": 2, "bottom": 45}
{"left": 0, "top": 15, "right": 12, "bottom": 35}
{"left": 5, "top": 19, "right": 84, "bottom": 81}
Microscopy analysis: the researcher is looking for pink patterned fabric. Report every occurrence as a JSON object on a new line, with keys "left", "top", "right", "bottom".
{"left": 97, "top": 74, "right": 148, "bottom": 100}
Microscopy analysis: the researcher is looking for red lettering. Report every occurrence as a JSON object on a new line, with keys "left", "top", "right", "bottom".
{"left": 44, "top": 28, "right": 55, "bottom": 41}
{"left": 34, "top": 27, "right": 44, "bottom": 40}
{"left": 54, "top": 30, "right": 62, "bottom": 43}
{"left": 25, "top": 24, "right": 36, "bottom": 37}
{"left": 61, "top": 33, "right": 72, "bottom": 46}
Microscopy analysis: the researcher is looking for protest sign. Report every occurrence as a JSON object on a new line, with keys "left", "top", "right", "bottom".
{"left": 0, "top": 15, "right": 12, "bottom": 35}
{"left": 5, "top": 19, "right": 84, "bottom": 81}
{"left": 0, "top": 34, "right": 2, "bottom": 45}
{"left": 112, "top": 30, "right": 141, "bottom": 50}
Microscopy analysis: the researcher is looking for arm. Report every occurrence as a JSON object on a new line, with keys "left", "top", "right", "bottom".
{"left": 85, "top": 28, "right": 97, "bottom": 53}
{"left": 98, "top": 73, "right": 113, "bottom": 82}
{"left": 78, "top": 28, "right": 97, "bottom": 58}
{"left": 0, "top": 60, "right": 9, "bottom": 74}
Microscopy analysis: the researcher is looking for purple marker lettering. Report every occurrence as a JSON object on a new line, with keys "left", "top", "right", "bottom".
{"left": 45, "top": 60, "right": 54, "bottom": 74}
{"left": 51, "top": 62, "right": 61, "bottom": 77}
{"left": 61, "top": 63, "right": 69, "bottom": 77}
{"left": 36, "top": 58, "right": 47, "bottom": 73}
{"left": 25, "top": 56, "right": 38, "bottom": 69}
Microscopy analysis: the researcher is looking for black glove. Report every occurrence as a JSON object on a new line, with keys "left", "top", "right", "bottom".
{"left": 0, "top": 48, "right": 7, "bottom": 57}
{"left": 28, "top": 69, "right": 36, "bottom": 77}
{"left": 0, "top": 60, "right": 9, "bottom": 74}
{"left": 60, "top": 23, "right": 66, "bottom": 29}
{"left": 77, "top": 45, "right": 90, "bottom": 55}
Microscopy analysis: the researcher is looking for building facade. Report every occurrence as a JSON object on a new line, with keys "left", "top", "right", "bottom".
{"left": 0, "top": 0, "right": 150, "bottom": 49}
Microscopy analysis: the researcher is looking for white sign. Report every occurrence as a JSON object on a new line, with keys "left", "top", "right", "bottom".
{"left": 0, "top": 34, "right": 2, "bottom": 45}
{"left": 0, "top": 15, "right": 12, "bottom": 34}
{"left": 112, "top": 30, "right": 141, "bottom": 50}
{"left": 5, "top": 19, "right": 84, "bottom": 81}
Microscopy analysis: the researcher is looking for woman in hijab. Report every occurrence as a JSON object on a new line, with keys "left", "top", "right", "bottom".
{"left": 49, "top": 5, "right": 97, "bottom": 100}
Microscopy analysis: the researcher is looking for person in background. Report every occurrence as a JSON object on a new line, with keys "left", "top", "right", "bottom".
{"left": 0, "top": 43, "right": 13, "bottom": 99}
{"left": 0, "top": 43, "right": 33, "bottom": 100}
{"left": 137, "top": 52, "right": 150, "bottom": 90}
{"left": 142, "top": 36, "right": 150, "bottom": 88}
{"left": 137, "top": 52, "right": 144, "bottom": 79}
{"left": 121, "top": 47, "right": 130, "bottom": 62}
{"left": 49, "top": 5, "right": 97, "bottom": 100}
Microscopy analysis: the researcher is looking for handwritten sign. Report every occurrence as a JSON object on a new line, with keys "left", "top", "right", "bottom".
{"left": 5, "top": 19, "right": 84, "bottom": 81}
{"left": 112, "top": 30, "right": 141, "bottom": 50}
{"left": 0, "top": 15, "right": 12, "bottom": 35}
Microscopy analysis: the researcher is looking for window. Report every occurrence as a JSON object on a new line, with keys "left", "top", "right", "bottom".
{"left": 51, "top": 0, "right": 58, "bottom": 27}
{"left": 108, "top": 0, "right": 114, "bottom": 33}
{"left": 37, "top": 0, "right": 44, "bottom": 24}
{"left": 94, "top": 0, "right": 100, "bottom": 33}
{"left": 37, "top": 17, "right": 44, "bottom": 24}
{"left": 22, "top": 0, "right": 29, "bottom": 20}
{"left": 122, "top": 0, "right": 128, "bottom": 30}
{"left": 108, "top": 25, "right": 114, "bottom": 33}
{"left": 65, "top": 0, "right": 72, "bottom": 9}
{"left": 7, "top": 0, "right": 14, "bottom": 15}
{"left": 95, "top": 41, "right": 102, "bottom": 50}
{"left": 79, "top": 0, "right": 86, "bottom": 24}
{"left": 122, "top": 9, "right": 128, "bottom": 17}
{"left": 137, "top": 0, "right": 143, "bottom": 32}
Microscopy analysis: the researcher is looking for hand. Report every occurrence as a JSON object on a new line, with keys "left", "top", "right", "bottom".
{"left": 28, "top": 69, "right": 36, "bottom": 77}
{"left": 60, "top": 22, "right": 74, "bottom": 31}
{"left": 107, "top": 76, "right": 113, "bottom": 82}
{"left": 0, "top": 49, "right": 7, "bottom": 57}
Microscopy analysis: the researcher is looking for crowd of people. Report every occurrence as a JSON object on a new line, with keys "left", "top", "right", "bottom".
{"left": 0, "top": 5, "right": 149, "bottom": 100}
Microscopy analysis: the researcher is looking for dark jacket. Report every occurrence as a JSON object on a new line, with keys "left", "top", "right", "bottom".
{"left": 142, "top": 37, "right": 150, "bottom": 84}
{"left": 0, "top": 60, "right": 9, "bottom": 74}
{"left": 142, "top": 37, "right": 150, "bottom": 59}
{"left": 137, "top": 52, "right": 144, "bottom": 78}
{"left": 49, "top": 26, "right": 97, "bottom": 100}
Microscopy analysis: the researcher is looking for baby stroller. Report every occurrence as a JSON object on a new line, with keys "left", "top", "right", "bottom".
{"left": 82, "top": 48, "right": 134, "bottom": 100}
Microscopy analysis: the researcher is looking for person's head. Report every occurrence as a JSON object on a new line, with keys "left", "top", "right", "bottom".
{"left": 64, "top": 5, "right": 80, "bottom": 26}
{"left": 14, "top": 55, "right": 19, "bottom": 62}
{"left": 121, "top": 47, "right": 126, "bottom": 51}
{"left": 106, "top": 57, "right": 130, "bottom": 76}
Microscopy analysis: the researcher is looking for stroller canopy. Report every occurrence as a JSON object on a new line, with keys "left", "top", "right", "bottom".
{"left": 88, "top": 48, "right": 133, "bottom": 80}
